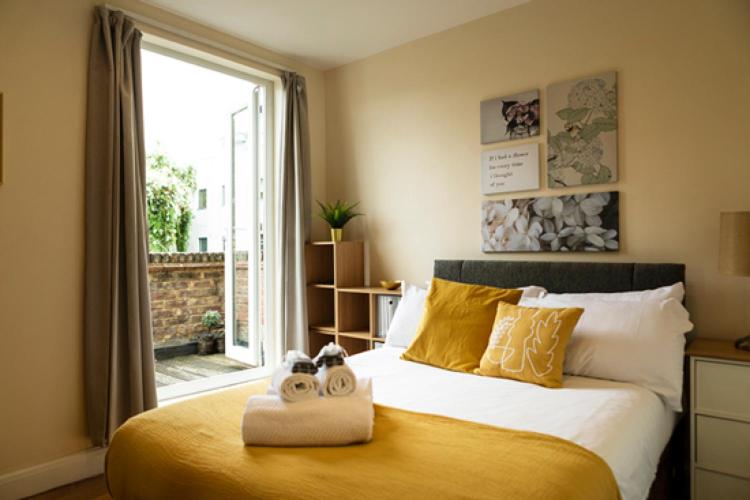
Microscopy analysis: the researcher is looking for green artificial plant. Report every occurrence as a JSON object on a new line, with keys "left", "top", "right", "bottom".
{"left": 316, "top": 200, "right": 363, "bottom": 229}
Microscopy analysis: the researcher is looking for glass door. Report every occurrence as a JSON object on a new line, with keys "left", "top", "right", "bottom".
{"left": 224, "top": 86, "right": 268, "bottom": 366}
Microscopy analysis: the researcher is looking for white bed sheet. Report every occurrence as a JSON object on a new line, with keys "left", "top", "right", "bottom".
{"left": 347, "top": 346, "right": 676, "bottom": 500}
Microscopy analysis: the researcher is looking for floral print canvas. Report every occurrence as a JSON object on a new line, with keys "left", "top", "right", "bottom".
{"left": 481, "top": 90, "right": 540, "bottom": 144}
{"left": 482, "top": 191, "right": 619, "bottom": 252}
{"left": 547, "top": 72, "right": 617, "bottom": 187}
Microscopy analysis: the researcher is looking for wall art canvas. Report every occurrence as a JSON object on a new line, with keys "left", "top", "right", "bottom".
{"left": 481, "top": 143, "right": 539, "bottom": 195}
{"left": 480, "top": 89, "right": 540, "bottom": 144}
{"left": 482, "top": 191, "right": 619, "bottom": 252}
{"left": 547, "top": 72, "right": 617, "bottom": 188}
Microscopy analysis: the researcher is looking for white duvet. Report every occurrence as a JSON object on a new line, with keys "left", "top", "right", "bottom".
{"left": 347, "top": 346, "right": 675, "bottom": 500}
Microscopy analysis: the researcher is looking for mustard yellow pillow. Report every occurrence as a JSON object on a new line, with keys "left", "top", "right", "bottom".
{"left": 401, "top": 278, "right": 522, "bottom": 372}
{"left": 476, "top": 302, "right": 583, "bottom": 388}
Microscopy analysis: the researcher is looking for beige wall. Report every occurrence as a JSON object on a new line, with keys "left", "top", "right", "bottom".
{"left": 1, "top": 0, "right": 748, "bottom": 480}
{"left": 325, "top": 0, "right": 750, "bottom": 340}
{"left": 0, "top": 0, "right": 326, "bottom": 475}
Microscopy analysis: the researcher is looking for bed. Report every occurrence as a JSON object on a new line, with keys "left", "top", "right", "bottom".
{"left": 106, "top": 260, "right": 689, "bottom": 500}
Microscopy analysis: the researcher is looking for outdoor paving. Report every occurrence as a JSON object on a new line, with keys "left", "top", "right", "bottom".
{"left": 155, "top": 353, "right": 251, "bottom": 387}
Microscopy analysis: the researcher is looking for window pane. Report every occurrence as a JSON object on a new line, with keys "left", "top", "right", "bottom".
{"left": 198, "top": 188, "right": 207, "bottom": 209}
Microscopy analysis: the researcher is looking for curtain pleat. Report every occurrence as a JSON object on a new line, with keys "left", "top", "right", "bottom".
{"left": 84, "top": 6, "right": 156, "bottom": 447}
{"left": 279, "top": 72, "right": 311, "bottom": 354}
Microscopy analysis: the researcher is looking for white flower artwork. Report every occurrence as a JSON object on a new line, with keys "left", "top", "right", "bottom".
{"left": 482, "top": 191, "right": 619, "bottom": 253}
{"left": 547, "top": 72, "right": 618, "bottom": 188}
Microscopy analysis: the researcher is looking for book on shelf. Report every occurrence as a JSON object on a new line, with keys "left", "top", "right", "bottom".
{"left": 376, "top": 295, "right": 401, "bottom": 338}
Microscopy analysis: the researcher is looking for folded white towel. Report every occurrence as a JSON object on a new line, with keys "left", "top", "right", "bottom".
{"left": 316, "top": 364, "right": 357, "bottom": 397}
{"left": 242, "top": 378, "right": 374, "bottom": 447}
{"left": 270, "top": 350, "right": 320, "bottom": 403}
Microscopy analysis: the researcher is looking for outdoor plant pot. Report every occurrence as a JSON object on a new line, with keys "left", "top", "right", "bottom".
{"left": 215, "top": 335, "right": 225, "bottom": 353}
{"left": 200, "top": 310, "right": 222, "bottom": 355}
{"left": 197, "top": 335, "right": 215, "bottom": 355}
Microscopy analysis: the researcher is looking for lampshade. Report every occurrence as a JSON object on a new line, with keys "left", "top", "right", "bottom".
{"left": 719, "top": 211, "right": 750, "bottom": 276}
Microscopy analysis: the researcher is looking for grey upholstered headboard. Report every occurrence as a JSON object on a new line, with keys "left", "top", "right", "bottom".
{"left": 433, "top": 260, "right": 685, "bottom": 294}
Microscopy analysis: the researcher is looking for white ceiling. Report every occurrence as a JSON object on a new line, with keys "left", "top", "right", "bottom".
{"left": 143, "top": 0, "right": 530, "bottom": 70}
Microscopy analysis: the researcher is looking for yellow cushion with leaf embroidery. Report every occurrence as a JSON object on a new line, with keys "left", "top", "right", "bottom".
{"left": 476, "top": 302, "right": 583, "bottom": 388}
{"left": 401, "top": 278, "right": 523, "bottom": 373}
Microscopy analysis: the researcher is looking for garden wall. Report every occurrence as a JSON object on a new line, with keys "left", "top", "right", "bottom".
{"left": 148, "top": 252, "right": 252, "bottom": 347}
{"left": 148, "top": 252, "right": 225, "bottom": 346}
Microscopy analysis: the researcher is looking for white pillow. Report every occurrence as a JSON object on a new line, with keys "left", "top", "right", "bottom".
{"left": 518, "top": 285, "right": 547, "bottom": 299}
{"left": 385, "top": 283, "right": 427, "bottom": 348}
{"left": 543, "top": 282, "right": 685, "bottom": 303}
{"left": 521, "top": 295, "right": 693, "bottom": 411}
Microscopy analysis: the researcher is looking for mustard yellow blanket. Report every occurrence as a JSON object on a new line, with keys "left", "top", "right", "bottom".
{"left": 106, "top": 380, "right": 620, "bottom": 500}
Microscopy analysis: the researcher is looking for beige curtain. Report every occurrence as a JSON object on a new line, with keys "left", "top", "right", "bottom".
{"left": 84, "top": 6, "right": 156, "bottom": 447}
{"left": 279, "top": 72, "right": 311, "bottom": 353}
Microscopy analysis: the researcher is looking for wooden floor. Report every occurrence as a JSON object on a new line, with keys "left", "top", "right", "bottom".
{"left": 25, "top": 356, "right": 250, "bottom": 498}
{"left": 25, "top": 475, "right": 110, "bottom": 500}
{"left": 26, "top": 356, "right": 250, "bottom": 497}
{"left": 155, "top": 353, "right": 251, "bottom": 387}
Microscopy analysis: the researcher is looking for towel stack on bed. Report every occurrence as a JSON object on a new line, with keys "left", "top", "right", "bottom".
{"left": 242, "top": 343, "right": 374, "bottom": 446}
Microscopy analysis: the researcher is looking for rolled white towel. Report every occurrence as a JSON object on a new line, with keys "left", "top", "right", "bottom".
{"left": 313, "top": 342, "right": 356, "bottom": 397}
{"left": 242, "top": 378, "right": 374, "bottom": 447}
{"left": 270, "top": 350, "right": 320, "bottom": 403}
{"left": 317, "top": 363, "right": 357, "bottom": 397}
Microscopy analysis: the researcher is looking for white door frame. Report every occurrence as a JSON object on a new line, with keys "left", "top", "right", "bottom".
{"left": 141, "top": 38, "right": 279, "bottom": 398}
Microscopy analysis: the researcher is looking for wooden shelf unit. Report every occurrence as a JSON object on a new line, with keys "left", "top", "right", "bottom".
{"left": 305, "top": 240, "right": 401, "bottom": 356}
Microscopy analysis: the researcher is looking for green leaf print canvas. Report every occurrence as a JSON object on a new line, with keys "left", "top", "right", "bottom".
{"left": 547, "top": 72, "right": 617, "bottom": 188}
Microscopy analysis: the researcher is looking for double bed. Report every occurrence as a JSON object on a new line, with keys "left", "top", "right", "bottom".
{"left": 106, "top": 260, "right": 689, "bottom": 499}
{"left": 349, "top": 346, "right": 675, "bottom": 500}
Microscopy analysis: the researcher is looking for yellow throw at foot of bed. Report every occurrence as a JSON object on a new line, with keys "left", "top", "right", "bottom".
{"left": 106, "top": 380, "right": 620, "bottom": 500}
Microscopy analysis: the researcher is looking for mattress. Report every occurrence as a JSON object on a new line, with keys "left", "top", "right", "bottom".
{"left": 348, "top": 346, "right": 676, "bottom": 500}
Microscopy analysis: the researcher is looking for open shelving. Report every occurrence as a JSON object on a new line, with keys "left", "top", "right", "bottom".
{"left": 304, "top": 240, "right": 401, "bottom": 356}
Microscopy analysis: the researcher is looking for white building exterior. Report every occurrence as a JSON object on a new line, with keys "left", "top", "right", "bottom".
{"left": 187, "top": 134, "right": 230, "bottom": 253}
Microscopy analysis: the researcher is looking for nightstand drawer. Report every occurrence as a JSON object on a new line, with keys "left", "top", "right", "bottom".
{"left": 695, "top": 468, "right": 750, "bottom": 500}
{"left": 695, "top": 415, "right": 750, "bottom": 479}
{"left": 695, "top": 360, "right": 750, "bottom": 418}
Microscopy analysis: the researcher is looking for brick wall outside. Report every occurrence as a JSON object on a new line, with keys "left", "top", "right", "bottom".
{"left": 149, "top": 253, "right": 225, "bottom": 346}
{"left": 148, "top": 252, "right": 251, "bottom": 347}
{"left": 234, "top": 259, "right": 249, "bottom": 346}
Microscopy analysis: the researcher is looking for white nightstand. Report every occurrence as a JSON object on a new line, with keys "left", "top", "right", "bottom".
{"left": 688, "top": 338, "right": 750, "bottom": 499}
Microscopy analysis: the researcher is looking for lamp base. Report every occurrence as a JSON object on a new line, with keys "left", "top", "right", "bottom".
{"left": 735, "top": 335, "right": 750, "bottom": 351}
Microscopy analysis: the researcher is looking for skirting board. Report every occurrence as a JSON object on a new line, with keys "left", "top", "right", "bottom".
{"left": 0, "top": 447, "right": 107, "bottom": 500}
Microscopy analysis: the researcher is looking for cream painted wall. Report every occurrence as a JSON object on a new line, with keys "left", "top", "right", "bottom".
{"left": 325, "top": 0, "right": 750, "bottom": 340}
{"left": 1, "top": 0, "right": 748, "bottom": 480}
{"left": 0, "top": 0, "right": 326, "bottom": 475}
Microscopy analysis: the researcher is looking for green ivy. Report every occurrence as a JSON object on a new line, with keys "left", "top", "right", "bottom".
{"left": 146, "top": 152, "right": 196, "bottom": 253}
{"left": 175, "top": 209, "right": 192, "bottom": 252}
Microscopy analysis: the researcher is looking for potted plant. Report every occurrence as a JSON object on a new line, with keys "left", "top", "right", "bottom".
{"left": 316, "top": 200, "right": 363, "bottom": 242}
{"left": 214, "top": 328, "right": 226, "bottom": 354}
{"left": 197, "top": 310, "right": 222, "bottom": 355}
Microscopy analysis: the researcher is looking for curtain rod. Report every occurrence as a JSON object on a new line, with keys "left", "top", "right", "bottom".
{"left": 104, "top": 4, "right": 293, "bottom": 73}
